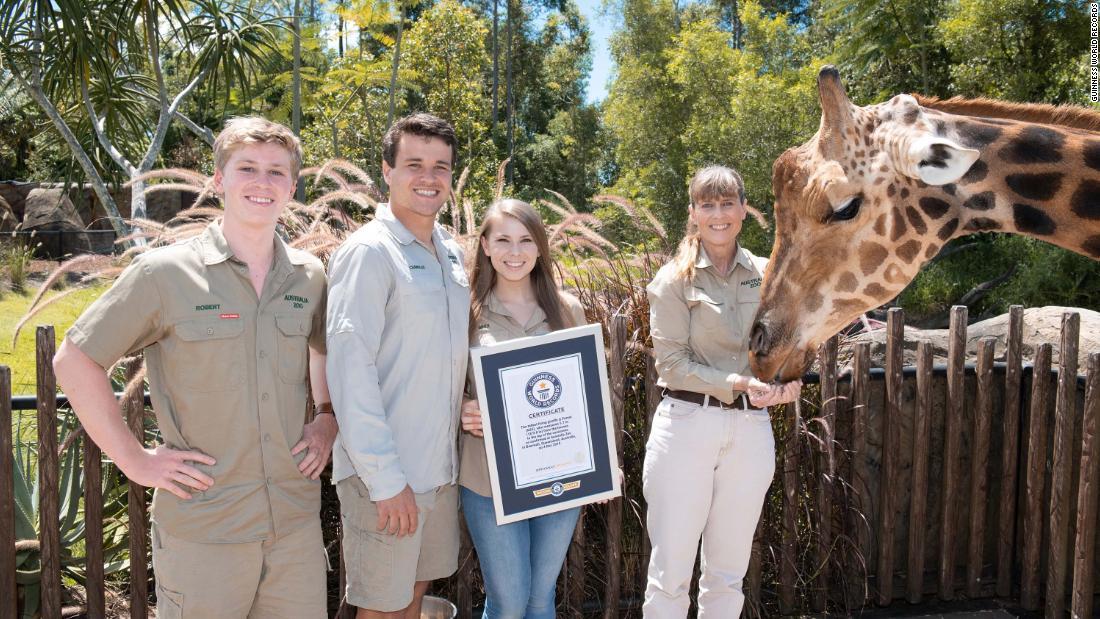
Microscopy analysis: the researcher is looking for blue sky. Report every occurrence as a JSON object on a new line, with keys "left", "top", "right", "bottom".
{"left": 576, "top": 0, "right": 614, "bottom": 104}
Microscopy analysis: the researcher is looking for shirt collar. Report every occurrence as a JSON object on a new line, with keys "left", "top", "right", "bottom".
{"left": 200, "top": 221, "right": 234, "bottom": 265}
{"left": 696, "top": 243, "right": 754, "bottom": 275}
{"left": 485, "top": 290, "right": 547, "bottom": 330}
{"left": 377, "top": 203, "right": 419, "bottom": 246}
{"left": 200, "top": 220, "right": 301, "bottom": 272}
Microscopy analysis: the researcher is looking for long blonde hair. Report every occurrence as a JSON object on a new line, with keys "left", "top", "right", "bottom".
{"left": 469, "top": 199, "right": 574, "bottom": 339}
{"left": 671, "top": 165, "right": 746, "bottom": 281}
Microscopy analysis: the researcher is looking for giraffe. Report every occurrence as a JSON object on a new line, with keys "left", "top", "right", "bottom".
{"left": 748, "top": 65, "right": 1100, "bottom": 383}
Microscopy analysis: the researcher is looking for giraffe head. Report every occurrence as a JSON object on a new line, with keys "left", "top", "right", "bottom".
{"left": 748, "top": 66, "right": 982, "bottom": 381}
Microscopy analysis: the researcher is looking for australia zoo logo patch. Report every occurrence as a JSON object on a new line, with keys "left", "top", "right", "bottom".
{"left": 525, "top": 372, "right": 563, "bottom": 408}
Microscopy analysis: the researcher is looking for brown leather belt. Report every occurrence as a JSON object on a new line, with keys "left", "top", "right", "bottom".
{"left": 663, "top": 389, "right": 749, "bottom": 410}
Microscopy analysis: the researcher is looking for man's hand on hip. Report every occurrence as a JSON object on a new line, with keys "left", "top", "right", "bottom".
{"left": 124, "top": 445, "right": 216, "bottom": 500}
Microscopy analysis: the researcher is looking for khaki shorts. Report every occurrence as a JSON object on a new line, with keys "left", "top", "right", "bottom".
{"left": 337, "top": 478, "right": 459, "bottom": 612}
{"left": 151, "top": 520, "right": 327, "bottom": 619}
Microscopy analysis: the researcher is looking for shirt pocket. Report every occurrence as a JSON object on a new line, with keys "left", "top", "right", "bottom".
{"left": 686, "top": 287, "right": 727, "bottom": 333}
{"left": 275, "top": 313, "right": 311, "bottom": 384}
{"left": 448, "top": 259, "right": 470, "bottom": 288}
{"left": 172, "top": 318, "right": 245, "bottom": 392}
{"left": 399, "top": 273, "right": 446, "bottom": 320}
{"left": 736, "top": 286, "right": 763, "bottom": 337}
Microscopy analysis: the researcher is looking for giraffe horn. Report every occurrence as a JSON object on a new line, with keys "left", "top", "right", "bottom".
{"left": 816, "top": 65, "right": 854, "bottom": 158}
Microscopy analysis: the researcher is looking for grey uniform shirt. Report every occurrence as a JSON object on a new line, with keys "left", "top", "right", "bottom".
{"left": 326, "top": 204, "right": 470, "bottom": 501}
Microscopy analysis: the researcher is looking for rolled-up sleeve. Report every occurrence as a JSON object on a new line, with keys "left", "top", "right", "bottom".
{"left": 647, "top": 273, "right": 738, "bottom": 401}
{"left": 67, "top": 256, "right": 165, "bottom": 369}
{"left": 326, "top": 242, "right": 406, "bottom": 501}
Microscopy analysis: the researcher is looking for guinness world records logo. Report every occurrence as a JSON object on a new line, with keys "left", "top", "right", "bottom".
{"left": 526, "top": 372, "right": 562, "bottom": 408}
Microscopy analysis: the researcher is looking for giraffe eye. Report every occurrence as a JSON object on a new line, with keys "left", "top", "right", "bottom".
{"left": 830, "top": 196, "right": 862, "bottom": 222}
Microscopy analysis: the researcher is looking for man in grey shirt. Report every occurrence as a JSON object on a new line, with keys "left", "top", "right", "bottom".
{"left": 326, "top": 113, "right": 469, "bottom": 618}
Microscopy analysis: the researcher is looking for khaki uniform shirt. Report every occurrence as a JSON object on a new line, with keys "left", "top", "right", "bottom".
{"left": 646, "top": 245, "right": 767, "bottom": 404}
{"left": 459, "top": 291, "right": 587, "bottom": 497}
{"left": 67, "top": 222, "right": 327, "bottom": 543}
{"left": 326, "top": 204, "right": 470, "bottom": 501}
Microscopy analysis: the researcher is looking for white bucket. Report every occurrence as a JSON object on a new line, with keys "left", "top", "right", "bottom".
{"left": 420, "top": 595, "right": 457, "bottom": 619}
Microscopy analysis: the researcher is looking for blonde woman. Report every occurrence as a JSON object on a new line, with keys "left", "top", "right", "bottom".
{"left": 459, "top": 199, "right": 586, "bottom": 619}
{"left": 643, "top": 166, "right": 801, "bottom": 617}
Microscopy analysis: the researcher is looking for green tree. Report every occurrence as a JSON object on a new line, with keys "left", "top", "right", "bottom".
{"left": 0, "top": 0, "right": 281, "bottom": 237}
{"left": 604, "top": 0, "right": 692, "bottom": 233}
{"left": 605, "top": 0, "right": 820, "bottom": 247}
{"left": 814, "top": 0, "right": 952, "bottom": 101}
{"left": 404, "top": 0, "right": 495, "bottom": 200}
{"left": 939, "top": 0, "right": 1090, "bottom": 103}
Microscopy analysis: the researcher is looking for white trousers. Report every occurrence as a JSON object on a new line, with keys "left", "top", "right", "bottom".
{"left": 642, "top": 396, "right": 776, "bottom": 618}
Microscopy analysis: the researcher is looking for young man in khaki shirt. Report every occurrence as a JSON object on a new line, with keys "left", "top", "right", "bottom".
{"left": 53, "top": 118, "right": 337, "bottom": 619}
{"left": 327, "top": 113, "right": 469, "bottom": 618}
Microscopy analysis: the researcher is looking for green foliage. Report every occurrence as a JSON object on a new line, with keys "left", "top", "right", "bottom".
{"left": 0, "top": 238, "right": 36, "bottom": 294}
{"left": 814, "top": 0, "right": 952, "bottom": 100}
{"left": 606, "top": 0, "right": 821, "bottom": 244}
{"left": 405, "top": 0, "right": 490, "bottom": 142}
{"left": 900, "top": 235, "right": 1100, "bottom": 323}
{"left": 939, "top": 0, "right": 1091, "bottom": 103}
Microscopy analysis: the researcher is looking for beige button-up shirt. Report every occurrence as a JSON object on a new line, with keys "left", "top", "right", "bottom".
{"left": 68, "top": 222, "right": 327, "bottom": 542}
{"left": 326, "top": 205, "right": 470, "bottom": 501}
{"left": 646, "top": 244, "right": 767, "bottom": 404}
{"left": 459, "top": 291, "right": 587, "bottom": 497}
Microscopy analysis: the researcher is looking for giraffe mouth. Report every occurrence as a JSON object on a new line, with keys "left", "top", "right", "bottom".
{"left": 749, "top": 339, "right": 814, "bottom": 383}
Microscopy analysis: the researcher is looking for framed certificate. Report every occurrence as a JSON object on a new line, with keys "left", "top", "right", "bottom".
{"left": 470, "top": 323, "right": 621, "bottom": 524}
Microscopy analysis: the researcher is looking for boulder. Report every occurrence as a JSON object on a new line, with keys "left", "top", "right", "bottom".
{"left": 836, "top": 306, "right": 1099, "bottom": 373}
{"left": 0, "top": 195, "right": 16, "bottom": 232}
{"left": 17, "top": 187, "right": 91, "bottom": 256}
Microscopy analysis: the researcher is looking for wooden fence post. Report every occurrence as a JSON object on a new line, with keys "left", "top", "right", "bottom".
{"left": 779, "top": 396, "right": 801, "bottom": 613}
{"left": 0, "top": 366, "right": 16, "bottom": 619}
{"left": 938, "top": 306, "right": 966, "bottom": 600}
{"left": 907, "top": 341, "right": 933, "bottom": 603}
{"left": 847, "top": 342, "right": 871, "bottom": 608}
{"left": 877, "top": 308, "right": 903, "bottom": 606}
{"left": 1070, "top": 353, "right": 1100, "bottom": 619}
{"left": 602, "top": 315, "right": 627, "bottom": 619}
{"left": 123, "top": 358, "right": 148, "bottom": 619}
{"left": 966, "top": 338, "right": 994, "bottom": 598}
{"left": 36, "top": 327, "right": 61, "bottom": 619}
{"left": 1045, "top": 312, "right": 1079, "bottom": 617}
{"left": 996, "top": 305, "right": 1023, "bottom": 598}
{"left": 813, "top": 336, "right": 837, "bottom": 612}
{"left": 83, "top": 428, "right": 105, "bottom": 619}
{"left": 1021, "top": 344, "right": 1053, "bottom": 611}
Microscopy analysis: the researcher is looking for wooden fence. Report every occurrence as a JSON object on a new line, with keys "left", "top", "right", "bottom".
{"left": 3, "top": 306, "right": 1099, "bottom": 618}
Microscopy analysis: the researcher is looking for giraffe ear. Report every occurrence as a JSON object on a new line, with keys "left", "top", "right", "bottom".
{"left": 906, "top": 136, "right": 980, "bottom": 185}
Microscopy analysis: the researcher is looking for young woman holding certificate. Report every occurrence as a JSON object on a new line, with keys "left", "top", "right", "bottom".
{"left": 459, "top": 199, "right": 587, "bottom": 619}
{"left": 643, "top": 165, "right": 802, "bottom": 618}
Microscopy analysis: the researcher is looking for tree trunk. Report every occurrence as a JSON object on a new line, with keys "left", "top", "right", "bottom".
{"left": 505, "top": 0, "right": 514, "bottom": 183}
{"left": 388, "top": 0, "right": 404, "bottom": 130}
{"left": 492, "top": 0, "right": 499, "bottom": 124}
{"left": 13, "top": 71, "right": 129, "bottom": 238}
{"left": 338, "top": 7, "right": 345, "bottom": 58}
{"left": 292, "top": 0, "right": 304, "bottom": 202}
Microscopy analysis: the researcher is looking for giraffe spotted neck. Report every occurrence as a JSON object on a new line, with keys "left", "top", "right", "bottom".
{"left": 748, "top": 66, "right": 1100, "bottom": 383}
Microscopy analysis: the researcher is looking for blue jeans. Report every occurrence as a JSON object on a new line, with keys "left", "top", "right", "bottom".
{"left": 461, "top": 486, "right": 580, "bottom": 619}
